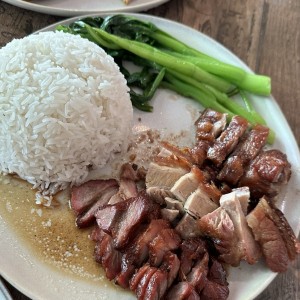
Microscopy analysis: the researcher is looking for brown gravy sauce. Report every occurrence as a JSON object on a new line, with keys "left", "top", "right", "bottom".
{"left": 0, "top": 174, "right": 108, "bottom": 285}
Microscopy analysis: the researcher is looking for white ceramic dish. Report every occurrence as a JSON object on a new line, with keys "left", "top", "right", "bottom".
{"left": 0, "top": 13, "right": 300, "bottom": 300}
{"left": 1, "top": 0, "right": 170, "bottom": 17}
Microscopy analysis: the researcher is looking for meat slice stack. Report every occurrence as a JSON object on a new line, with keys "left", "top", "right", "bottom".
{"left": 69, "top": 108, "right": 299, "bottom": 300}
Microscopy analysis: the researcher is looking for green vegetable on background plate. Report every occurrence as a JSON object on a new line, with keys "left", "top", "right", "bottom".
{"left": 57, "top": 14, "right": 274, "bottom": 143}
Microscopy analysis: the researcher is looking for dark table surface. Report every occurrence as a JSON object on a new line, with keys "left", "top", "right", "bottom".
{"left": 0, "top": 0, "right": 299, "bottom": 299}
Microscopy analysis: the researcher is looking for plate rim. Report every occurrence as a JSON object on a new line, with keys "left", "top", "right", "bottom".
{"left": 1, "top": 0, "right": 170, "bottom": 17}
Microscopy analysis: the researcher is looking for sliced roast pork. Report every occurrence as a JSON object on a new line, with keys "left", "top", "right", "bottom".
{"left": 95, "top": 191, "right": 161, "bottom": 249}
{"left": 219, "top": 189, "right": 261, "bottom": 265}
{"left": 146, "top": 162, "right": 189, "bottom": 189}
{"left": 70, "top": 179, "right": 119, "bottom": 228}
{"left": 191, "top": 109, "right": 227, "bottom": 166}
{"left": 166, "top": 282, "right": 200, "bottom": 300}
{"left": 175, "top": 213, "right": 202, "bottom": 240}
{"left": 217, "top": 124, "right": 269, "bottom": 185}
{"left": 198, "top": 207, "right": 241, "bottom": 266}
{"left": 247, "top": 197, "right": 300, "bottom": 272}
{"left": 207, "top": 115, "right": 248, "bottom": 167}
{"left": 71, "top": 179, "right": 118, "bottom": 214}
{"left": 238, "top": 149, "right": 291, "bottom": 199}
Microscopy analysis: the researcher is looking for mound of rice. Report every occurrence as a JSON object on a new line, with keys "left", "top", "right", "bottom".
{"left": 0, "top": 31, "right": 133, "bottom": 193}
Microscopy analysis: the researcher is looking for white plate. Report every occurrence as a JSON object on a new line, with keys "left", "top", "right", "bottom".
{"left": 1, "top": 13, "right": 300, "bottom": 300}
{"left": 2, "top": 0, "right": 170, "bottom": 17}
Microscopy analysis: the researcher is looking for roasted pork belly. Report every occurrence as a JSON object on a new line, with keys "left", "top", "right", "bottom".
{"left": 218, "top": 124, "right": 269, "bottom": 185}
{"left": 247, "top": 197, "right": 300, "bottom": 272}
{"left": 219, "top": 189, "right": 261, "bottom": 265}
{"left": 198, "top": 207, "right": 240, "bottom": 266}
{"left": 191, "top": 109, "right": 227, "bottom": 166}
{"left": 238, "top": 149, "right": 291, "bottom": 199}
{"left": 207, "top": 115, "right": 248, "bottom": 167}
{"left": 146, "top": 187, "right": 175, "bottom": 205}
{"left": 146, "top": 162, "right": 189, "bottom": 189}
{"left": 175, "top": 213, "right": 202, "bottom": 240}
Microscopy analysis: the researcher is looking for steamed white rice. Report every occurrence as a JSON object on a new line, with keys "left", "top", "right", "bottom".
{"left": 0, "top": 31, "right": 133, "bottom": 193}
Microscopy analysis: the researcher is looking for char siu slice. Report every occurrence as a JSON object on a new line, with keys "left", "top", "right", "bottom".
{"left": 200, "top": 280, "right": 229, "bottom": 300}
{"left": 131, "top": 219, "right": 171, "bottom": 266}
{"left": 94, "top": 231, "right": 122, "bottom": 280}
{"left": 175, "top": 213, "right": 202, "bottom": 240}
{"left": 219, "top": 189, "right": 261, "bottom": 265}
{"left": 238, "top": 149, "right": 291, "bottom": 199}
{"left": 166, "top": 282, "right": 200, "bottom": 300}
{"left": 247, "top": 197, "right": 300, "bottom": 272}
{"left": 76, "top": 185, "right": 118, "bottom": 228}
{"left": 149, "top": 228, "right": 181, "bottom": 267}
{"left": 191, "top": 109, "right": 227, "bottom": 166}
{"left": 217, "top": 124, "right": 269, "bottom": 185}
{"left": 70, "top": 179, "right": 118, "bottom": 214}
{"left": 198, "top": 207, "right": 241, "bottom": 266}
{"left": 207, "top": 115, "right": 248, "bottom": 167}
{"left": 208, "top": 258, "right": 228, "bottom": 286}
{"left": 146, "top": 162, "right": 189, "bottom": 189}
{"left": 95, "top": 192, "right": 161, "bottom": 249}
{"left": 160, "top": 252, "right": 181, "bottom": 288}
{"left": 186, "top": 252, "right": 209, "bottom": 293}
{"left": 143, "top": 269, "right": 168, "bottom": 300}
{"left": 179, "top": 237, "right": 208, "bottom": 278}
{"left": 135, "top": 266, "right": 157, "bottom": 299}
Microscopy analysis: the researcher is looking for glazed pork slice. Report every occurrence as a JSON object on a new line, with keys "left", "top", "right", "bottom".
{"left": 217, "top": 124, "right": 269, "bottom": 185}
{"left": 160, "top": 251, "right": 181, "bottom": 288}
{"left": 70, "top": 179, "right": 118, "bottom": 214}
{"left": 179, "top": 237, "right": 208, "bottom": 277}
{"left": 191, "top": 109, "right": 227, "bottom": 166}
{"left": 76, "top": 185, "right": 118, "bottom": 228}
{"left": 166, "top": 282, "right": 200, "bottom": 300}
{"left": 219, "top": 189, "right": 261, "bottom": 265}
{"left": 247, "top": 197, "right": 300, "bottom": 272}
{"left": 149, "top": 228, "right": 181, "bottom": 267}
{"left": 238, "top": 149, "right": 292, "bottom": 199}
{"left": 95, "top": 191, "right": 161, "bottom": 249}
{"left": 207, "top": 115, "right": 249, "bottom": 167}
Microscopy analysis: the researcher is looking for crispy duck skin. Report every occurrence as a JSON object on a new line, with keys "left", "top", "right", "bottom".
{"left": 238, "top": 149, "right": 291, "bottom": 199}
{"left": 247, "top": 197, "right": 300, "bottom": 272}
{"left": 70, "top": 179, "right": 118, "bottom": 214}
{"left": 207, "top": 115, "right": 249, "bottom": 167}
{"left": 217, "top": 124, "right": 269, "bottom": 185}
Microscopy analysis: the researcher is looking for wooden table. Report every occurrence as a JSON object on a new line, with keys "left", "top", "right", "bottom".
{"left": 0, "top": 0, "right": 299, "bottom": 299}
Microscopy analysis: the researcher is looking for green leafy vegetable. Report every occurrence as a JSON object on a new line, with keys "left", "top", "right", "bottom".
{"left": 57, "top": 14, "right": 274, "bottom": 143}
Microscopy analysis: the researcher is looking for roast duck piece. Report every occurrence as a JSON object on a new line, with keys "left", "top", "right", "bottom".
{"left": 70, "top": 109, "right": 299, "bottom": 299}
